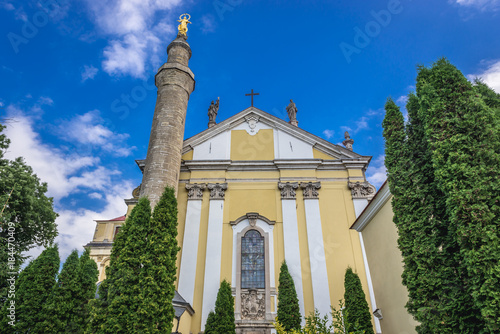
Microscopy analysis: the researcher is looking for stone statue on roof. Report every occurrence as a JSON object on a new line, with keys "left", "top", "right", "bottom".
{"left": 208, "top": 97, "right": 219, "bottom": 128}
{"left": 286, "top": 99, "right": 298, "bottom": 126}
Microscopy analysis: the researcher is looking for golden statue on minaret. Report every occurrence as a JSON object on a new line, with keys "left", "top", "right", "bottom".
{"left": 177, "top": 13, "right": 191, "bottom": 36}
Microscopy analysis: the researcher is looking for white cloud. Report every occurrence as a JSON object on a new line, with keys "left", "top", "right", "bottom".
{"left": 201, "top": 14, "right": 216, "bottom": 33}
{"left": 454, "top": 0, "right": 500, "bottom": 9}
{"left": 341, "top": 116, "right": 369, "bottom": 134}
{"left": 84, "top": 0, "right": 183, "bottom": 78}
{"left": 3, "top": 107, "right": 126, "bottom": 199}
{"left": 322, "top": 129, "right": 334, "bottom": 139}
{"left": 366, "top": 155, "right": 387, "bottom": 190}
{"left": 3, "top": 105, "right": 136, "bottom": 263}
{"left": 1, "top": 2, "right": 15, "bottom": 10}
{"left": 396, "top": 95, "right": 408, "bottom": 105}
{"left": 26, "top": 182, "right": 133, "bottom": 263}
{"left": 468, "top": 59, "right": 500, "bottom": 93}
{"left": 57, "top": 110, "right": 135, "bottom": 157}
{"left": 81, "top": 65, "right": 99, "bottom": 82}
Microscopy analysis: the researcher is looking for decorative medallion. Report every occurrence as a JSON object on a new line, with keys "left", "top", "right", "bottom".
{"left": 207, "top": 183, "right": 228, "bottom": 199}
{"left": 241, "top": 289, "right": 266, "bottom": 320}
{"left": 300, "top": 181, "right": 321, "bottom": 199}
{"left": 348, "top": 181, "right": 376, "bottom": 200}
{"left": 132, "top": 184, "right": 141, "bottom": 199}
{"left": 247, "top": 212, "right": 259, "bottom": 227}
{"left": 278, "top": 182, "right": 299, "bottom": 199}
{"left": 244, "top": 115, "right": 260, "bottom": 135}
{"left": 185, "top": 183, "right": 206, "bottom": 200}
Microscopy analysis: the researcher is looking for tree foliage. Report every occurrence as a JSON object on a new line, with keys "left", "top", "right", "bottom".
{"left": 140, "top": 187, "right": 180, "bottom": 333}
{"left": 0, "top": 245, "right": 59, "bottom": 333}
{"left": 383, "top": 58, "right": 500, "bottom": 333}
{"left": 204, "top": 280, "right": 235, "bottom": 334}
{"left": 0, "top": 124, "right": 58, "bottom": 302}
{"left": 89, "top": 187, "right": 180, "bottom": 334}
{"left": 277, "top": 261, "right": 301, "bottom": 331}
{"left": 343, "top": 268, "right": 374, "bottom": 334}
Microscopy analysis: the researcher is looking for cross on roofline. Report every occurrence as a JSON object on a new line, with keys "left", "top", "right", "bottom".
{"left": 245, "top": 89, "right": 259, "bottom": 107}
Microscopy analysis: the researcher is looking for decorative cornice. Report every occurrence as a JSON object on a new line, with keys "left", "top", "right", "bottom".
{"left": 348, "top": 181, "right": 376, "bottom": 200}
{"left": 230, "top": 212, "right": 275, "bottom": 226}
{"left": 185, "top": 183, "right": 206, "bottom": 200}
{"left": 300, "top": 182, "right": 321, "bottom": 199}
{"left": 350, "top": 181, "right": 391, "bottom": 231}
{"left": 207, "top": 183, "right": 228, "bottom": 200}
{"left": 278, "top": 182, "right": 299, "bottom": 200}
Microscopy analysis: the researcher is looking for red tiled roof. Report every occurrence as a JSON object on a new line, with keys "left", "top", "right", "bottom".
{"left": 95, "top": 215, "right": 126, "bottom": 222}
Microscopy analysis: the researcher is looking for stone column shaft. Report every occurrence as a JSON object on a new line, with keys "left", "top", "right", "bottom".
{"left": 140, "top": 36, "right": 195, "bottom": 206}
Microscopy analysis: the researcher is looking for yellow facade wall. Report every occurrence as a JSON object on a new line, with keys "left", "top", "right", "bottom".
{"left": 361, "top": 196, "right": 418, "bottom": 334}
{"left": 230, "top": 129, "right": 274, "bottom": 160}
{"left": 312, "top": 148, "right": 337, "bottom": 160}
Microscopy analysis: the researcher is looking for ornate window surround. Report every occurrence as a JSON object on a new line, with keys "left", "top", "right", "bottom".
{"left": 230, "top": 213, "right": 276, "bottom": 326}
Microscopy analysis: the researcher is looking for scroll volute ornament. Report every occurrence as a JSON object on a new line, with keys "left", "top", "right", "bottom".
{"left": 300, "top": 181, "right": 321, "bottom": 199}
{"left": 185, "top": 183, "right": 206, "bottom": 200}
{"left": 207, "top": 183, "right": 228, "bottom": 199}
{"left": 278, "top": 182, "right": 299, "bottom": 199}
{"left": 348, "top": 181, "right": 376, "bottom": 200}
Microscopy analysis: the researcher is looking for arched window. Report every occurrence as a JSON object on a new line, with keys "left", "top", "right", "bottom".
{"left": 241, "top": 230, "right": 265, "bottom": 289}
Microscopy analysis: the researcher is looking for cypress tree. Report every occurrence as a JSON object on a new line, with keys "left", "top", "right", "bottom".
{"left": 76, "top": 248, "right": 99, "bottom": 332}
{"left": 383, "top": 59, "right": 498, "bottom": 333}
{"left": 417, "top": 59, "right": 500, "bottom": 331}
{"left": 86, "top": 271, "right": 110, "bottom": 334}
{"left": 140, "top": 187, "right": 180, "bottom": 333}
{"left": 276, "top": 261, "right": 301, "bottom": 331}
{"left": 0, "top": 245, "right": 59, "bottom": 333}
{"left": 343, "top": 267, "right": 374, "bottom": 334}
{"left": 204, "top": 310, "right": 218, "bottom": 334}
{"left": 207, "top": 280, "right": 235, "bottom": 333}
{"left": 37, "top": 250, "right": 81, "bottom": 333}
{"left": 104, "top": 196, "right": 151, "bottom": 333}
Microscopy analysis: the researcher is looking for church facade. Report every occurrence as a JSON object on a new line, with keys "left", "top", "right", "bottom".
{"left": 83, "top": 17, "right": 403, "bottom": 334}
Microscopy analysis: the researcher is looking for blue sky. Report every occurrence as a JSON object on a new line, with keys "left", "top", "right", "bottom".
{"left": 1, "top": 0, "right": 499, "bottom": 261}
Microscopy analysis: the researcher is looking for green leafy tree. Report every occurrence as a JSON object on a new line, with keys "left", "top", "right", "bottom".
{"left": 37, "top": 250, "right": 81, "bottom": 333}
{"left": 277, "top": 261, "right": 301, "bottom": 331}
{"left": 417, "top": 59, "right": 500, "bottom": 331}
{"left": 203, "top": 310, "right": 217, "bottom": 334}
{"left": 37, "top": 249, "right": 98, "bottom": 333}
{"left": 76, "top": 249, "right": 99, "bottom": 331}
{"left": 205, "top": 280, "right": 235, "bottom": 333}
{"left": 103, "top": 197, "right": 151, "bottom": 333}
{"left": 0, "top": 245, "right": 59, "bottom": 333}
{"left": 140, "top": 187, "right": 180, "bottom": 333}
{"left": 343, "top": 268, "right": 374, "bottom": 334}
{"left": 383, "top": 59, "right": 500, "bottom": 333}
{"left": 0, "top": 124, "right": 58, "bottom": 302}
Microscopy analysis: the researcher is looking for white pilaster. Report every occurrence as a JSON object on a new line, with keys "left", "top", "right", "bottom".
{"left": 201, "top": 199, "right": 224, "bottom": 330}
{"left": 303, "top": 198, "right": 331, "bottom": 319}
{"left": 359, "top": 232, "right": 382, "bottom": 333}
{"left": 178, "top": 199, "right": 203, "bottom": 306}
{"left": 281, "top": 199, "right": 306, "bottom": 321}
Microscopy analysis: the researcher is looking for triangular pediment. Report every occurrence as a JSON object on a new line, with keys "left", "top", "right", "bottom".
{"left": 183, "top": 107, "right": 365, "bottom": 161}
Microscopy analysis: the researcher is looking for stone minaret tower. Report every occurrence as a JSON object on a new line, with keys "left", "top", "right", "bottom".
{"left": 140, "top": 17, "right": 195, "bottom": 206}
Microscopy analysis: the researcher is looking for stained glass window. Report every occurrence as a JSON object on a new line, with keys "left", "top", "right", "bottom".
{"left": 241, "top": 230, "right": 265, "bottom": 289}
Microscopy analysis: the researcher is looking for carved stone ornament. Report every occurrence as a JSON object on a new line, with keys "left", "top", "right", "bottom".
{"left": 247, "top": 212, "right": 259, "bottom": 227}
{"left": 207, "top": 183, "right": 228, "bottom": 200}
{"left": 300, "top": 182, "right": 321, "bottom": 199}
{"left": 132, "top": 184, "right": 141, "bottom": 199}
{"left": 343, "top": 131, "right": 354, "bottom": 151}
{"left": 348, "top": 181, "right": 376, "bottom": 200}
{"left": 185, "top": 183, "right": 206, "bottom": 200}
{"left": 278, "top": 182, "right": 299, "bottom": 199}
{"left": 244, "top": 115, "right": 260, "bottom": 134}
{"left": 241, "top": 289, "right": 266, "bottom": 320}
